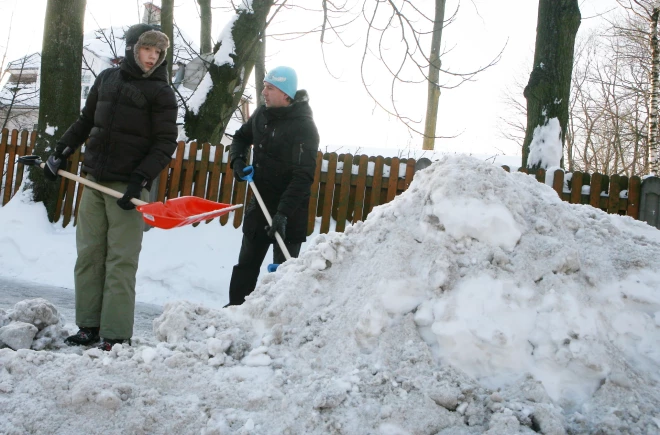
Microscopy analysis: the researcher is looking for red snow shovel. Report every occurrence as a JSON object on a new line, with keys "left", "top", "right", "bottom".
{"left": 18, "top": 155, "right": 242, "bottom": 230}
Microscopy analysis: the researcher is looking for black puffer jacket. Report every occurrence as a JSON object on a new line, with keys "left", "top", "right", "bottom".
{"left": 57, "top": 51, "right": 177, "bottom": 187}
{"left": 230, "top": 90, "right": 320, "bottom": 243}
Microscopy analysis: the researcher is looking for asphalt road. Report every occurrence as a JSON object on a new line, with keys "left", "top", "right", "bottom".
{"left": 0, "top": 277, "right": 163, "bottom": 343}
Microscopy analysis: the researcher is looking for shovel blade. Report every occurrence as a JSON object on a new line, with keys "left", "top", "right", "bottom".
{"left": 137, "top": 196, "right": 241, "bottom": 230}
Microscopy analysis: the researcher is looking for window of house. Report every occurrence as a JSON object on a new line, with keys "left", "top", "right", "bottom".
{"left": 8, "top": 72, "right": 37, "bottom": 84}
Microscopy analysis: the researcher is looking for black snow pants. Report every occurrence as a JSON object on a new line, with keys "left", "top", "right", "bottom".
{"left": 227, "top": 235, "right": 301, "bottom": 306}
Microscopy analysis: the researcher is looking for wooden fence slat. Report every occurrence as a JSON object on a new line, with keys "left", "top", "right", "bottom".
{"left": 320, "top": 153, "right": 338, "bottom": 234}
{"left": 232, "top": 180, "right": 248, "bottom": 229}
{"left": 627, "top": 176, "right": 641, "bottom": 219}
{"left": 181, "top": 142, "right": 197, "bottom": 196}
{"left": 28, "top": 131, "right": 37, "bottom": 154}
{"left": 570, "top": 171, "right": 583, "bottom": 204}
{"left": 2, "top": 130, "right": 18, "bottom": 206}
{"left": 404, "top": 158, "right": 415, "bottom": 190}
{"left": 0, "top": 130, "right": 9, "bottom": 197}
{"left": 219, "top": 156, "right": 235, "bottom": 226}
{"left": 335, "top": 153, "right": 353, "bottom": 233}
{"left": 552, "top": 169, "right": 564, "bottom": 197}
{"left": 307, "top": 151, "right": 323, "bottom": 235}
{"left": 353, "top": 155, "right": 369, "bottom": 223}
{"left": 608, "top": 174, "right": 621, "bottom": 214}
{"left": 368, "top": 156, "right": 385, "bottom": 216}
{"left": 589, "top": 172, "right": 602, "bottom": 210}
{"left": 167, "top": 142, "right": 186, "bottom": 199}
{"left": 230, "top": 150, "right": 252, "bottom": 229}
{"left": 386, "top": 157, "right": 400, "bottom": 202}
{"left": 207, "top": 144, "right": 224, "bottom": 203}
{"left": 53, "top": 173, "right": 68, "bottom": 223}
{"left": 156, "top": 165, "right": 169, "bottom": 203}
{"left": 535, "top": 168, "right": 545, "bottom": 184}
{"left": 62, "top": 147, "right": 83, "bottom": 227}
{"left": 194, "top": 143, "right": 211, "bottom": 198}
{"left": 12, "top": 131, "right": 29, "bottom": 194}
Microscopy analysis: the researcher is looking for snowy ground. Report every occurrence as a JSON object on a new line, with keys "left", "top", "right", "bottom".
{"left": 1, "top": 155, "right": 660, "bottom": 434}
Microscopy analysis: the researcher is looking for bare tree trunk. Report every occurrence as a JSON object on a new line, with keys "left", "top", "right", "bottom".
{"left": 184, "top": 0, "right": 273, "bottom": 144}
{"left": 198, "top": 0, "right": 212, "bottom": 54}
{"left": 30, "top": 0, "right": 86, "bottom": 221}
{"left": 522, "top": 0, "right": 581, "bottom": 169}
{"left": 422, "top": 0, "right": 446, "bottom": 151}
{"left": 649, "top": 6, "right": 660, "bottom": 174}
{"left": 255, "top": 29, "right": 266, "bottom": 107}
{"left": 161, "top": 0, "right": 174, "bottom": 84}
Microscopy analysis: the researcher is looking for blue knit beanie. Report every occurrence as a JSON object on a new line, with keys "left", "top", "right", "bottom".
{"left": 264, "top": 66, "right": 297, "bottom": 99}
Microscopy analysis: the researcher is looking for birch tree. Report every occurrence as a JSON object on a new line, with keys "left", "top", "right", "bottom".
{"left": 30, "top": 0, "right": 86, "bottom": 221}
{"left": 522, "top": 0, "right": 581, "bottom": 170}
{"left": 614, "top": 0, "right": 660, "bottom": 174}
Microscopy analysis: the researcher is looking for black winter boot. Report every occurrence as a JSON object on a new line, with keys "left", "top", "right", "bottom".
{"left": 98, "top": 338, "right": 131, "bottom": 351}
{"left": 65, "top": 327, "right": 100, "bottom": 346}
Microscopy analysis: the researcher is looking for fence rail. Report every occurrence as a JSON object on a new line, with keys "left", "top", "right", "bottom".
{"left": 0, "top": 128, "right": 645, "bottom": 233}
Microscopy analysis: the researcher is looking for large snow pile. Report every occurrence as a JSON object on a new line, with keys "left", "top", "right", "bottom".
{"left": 1, "top": 155, "right": 660, "bottom": 434}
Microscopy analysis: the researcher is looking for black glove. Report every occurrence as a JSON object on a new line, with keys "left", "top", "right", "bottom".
{"left": 232, "top": 158, "right": 248, "bottom": 182}
{"left": 43, "top": 147, "right": 72, "bottom": 181}
{"left": 117, "top": 174, "right": 146, "bottom": 210}
{"left": 267, "top": 212, "right": 287, "bottom": 240}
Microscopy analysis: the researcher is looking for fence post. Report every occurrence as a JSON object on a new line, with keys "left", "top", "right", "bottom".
{"left": 639, "top": 176, "right": 660, "bottom": 229}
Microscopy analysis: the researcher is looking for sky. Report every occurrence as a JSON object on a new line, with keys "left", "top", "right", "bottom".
{"left": 2, "top": 155, "right": 660, "bottom": 433}
{"left": 0, "top": 0, "right": 620, "bottom": 161}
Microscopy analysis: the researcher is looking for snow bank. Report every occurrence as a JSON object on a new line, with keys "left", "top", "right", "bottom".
{"left": 1, "top": 156, "right": 660, "bottom": 434}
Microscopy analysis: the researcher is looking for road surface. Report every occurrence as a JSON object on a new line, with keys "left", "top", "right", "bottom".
{"left": 0, "top": 277, "right": 163, "bottom": 344}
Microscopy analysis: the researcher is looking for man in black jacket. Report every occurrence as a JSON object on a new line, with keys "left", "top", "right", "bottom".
{"left": 43, "top": 24, "right": 178, "bottom": 350}
{"left": 228, "top": 66, "right": 320, "bottom": 306}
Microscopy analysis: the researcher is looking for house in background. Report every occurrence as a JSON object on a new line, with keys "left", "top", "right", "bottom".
{"left": 0, "top": 53, "right": 40, "bottom": 131}
{"left": 0, "top": 2, "right": 246, "bottom": 144}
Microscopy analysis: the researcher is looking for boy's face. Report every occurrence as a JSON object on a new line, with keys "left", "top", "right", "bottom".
{"left": 262, "top": 82, "right": 290, "bottom": 108}
{"left": 138, "top": 46, "right": 161, "bottom": 71}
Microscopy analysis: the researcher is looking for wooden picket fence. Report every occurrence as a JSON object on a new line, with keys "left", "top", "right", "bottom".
{"left": 0, "top": 128, "right": 645, "bottom": 232}
{"left": 503, "top": 165, "right": 642, "bottom": 219}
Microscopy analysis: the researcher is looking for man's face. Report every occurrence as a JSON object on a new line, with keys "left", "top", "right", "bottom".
{"left": 262, "top": 82, "right": 290, "bottom": 108}
{"left": 138, "top": 46, "right": 161, "bottom": 70}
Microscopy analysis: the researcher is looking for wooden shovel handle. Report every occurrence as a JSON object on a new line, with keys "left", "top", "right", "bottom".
{"left": 41, "top": 163, "right": 148, "bottom": 206}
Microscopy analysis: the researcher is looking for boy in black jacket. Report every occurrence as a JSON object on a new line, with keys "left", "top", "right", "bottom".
{"left": 43, "top": 24, "right": 178, "bottom": 351}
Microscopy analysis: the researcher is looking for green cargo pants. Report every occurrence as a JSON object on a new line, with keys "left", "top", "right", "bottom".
{"left": 74, "top": 175, "right": 149, "bottom": 340}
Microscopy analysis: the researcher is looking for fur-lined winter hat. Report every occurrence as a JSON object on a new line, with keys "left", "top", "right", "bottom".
{"left": 124, "top": 24, "right": 170, "bottom": 77}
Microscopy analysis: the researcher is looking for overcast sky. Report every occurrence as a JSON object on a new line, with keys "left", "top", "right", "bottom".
{"left": 0, "top": 0, "right": 619, "bottom": 159}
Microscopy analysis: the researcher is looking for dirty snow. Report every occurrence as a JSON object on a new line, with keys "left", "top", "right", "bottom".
{"left": 1, "top": 155, "right": 660, "bottom": 434}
